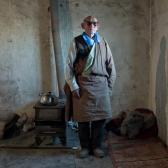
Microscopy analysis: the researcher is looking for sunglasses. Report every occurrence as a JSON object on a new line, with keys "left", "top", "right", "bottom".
{"left": 85, "top": 21, "right": 98, "bottom": 26}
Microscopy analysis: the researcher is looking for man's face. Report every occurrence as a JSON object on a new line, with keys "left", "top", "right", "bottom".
{"left": 82, "top": 20, "right": 99, "bottom": 36}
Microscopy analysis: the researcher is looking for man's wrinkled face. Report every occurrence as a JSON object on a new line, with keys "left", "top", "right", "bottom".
{"left": 82, "top": 17, "right": 99, "bottom": 36}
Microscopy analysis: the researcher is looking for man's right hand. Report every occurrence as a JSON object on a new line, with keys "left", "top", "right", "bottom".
{"left": 72, "top": 89, "right": 80, "bottom": 99}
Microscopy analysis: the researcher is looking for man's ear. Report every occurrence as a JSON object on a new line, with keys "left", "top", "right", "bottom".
{"left": 81, "top": 22, "right": 85, "bottom": 29}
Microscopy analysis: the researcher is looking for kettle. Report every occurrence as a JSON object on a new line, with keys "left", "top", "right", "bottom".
{"left": 39, "top": 91, "right": 58, "bottom": 105}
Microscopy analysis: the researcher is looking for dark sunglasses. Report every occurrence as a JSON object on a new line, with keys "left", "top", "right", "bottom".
{"left": 86, "top": 21, "right": 98, "bottom": 26}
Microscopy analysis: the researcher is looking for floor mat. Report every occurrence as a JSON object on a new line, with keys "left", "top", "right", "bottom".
{"left": 0, "top": 125, "right": 80, "bottom": 149}
{"left": 107, "top": 132, "right": 168, "bottom": 168}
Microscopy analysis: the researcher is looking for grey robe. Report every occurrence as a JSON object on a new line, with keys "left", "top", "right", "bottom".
{"left": 72, "top": 39, "right": 116, "bottom": 122}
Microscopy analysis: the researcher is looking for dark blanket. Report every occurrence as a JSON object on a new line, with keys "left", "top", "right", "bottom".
{"left": 105, "top": 108, "right": 158, "bottom": 139}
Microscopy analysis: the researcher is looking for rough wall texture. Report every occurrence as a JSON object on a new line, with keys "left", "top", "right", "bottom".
{"left": 150, "top": 0, "right": 168, "bottom": 144}
{"left": 0, "top": 0, "right": 54, "bottom": 119}
{"left": 68, "top": 0, "right": 150, "bottom": 115}
{"left": 0, "top": 0, "right": 167, "bottom": 145}
{"left": 0, "top": 0, "right": 152, "bottom": 140}
{"left": 0, "top": 0, "right": 150, "bottom": 120}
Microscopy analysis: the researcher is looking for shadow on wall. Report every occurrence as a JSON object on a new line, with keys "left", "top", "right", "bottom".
{"left": 155, "top": 36, "right": 167, "bottom": 140}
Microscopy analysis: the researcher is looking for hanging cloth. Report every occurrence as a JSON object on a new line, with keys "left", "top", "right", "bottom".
{"left": 81, "top": 32, "right": 100, "bottom": 75}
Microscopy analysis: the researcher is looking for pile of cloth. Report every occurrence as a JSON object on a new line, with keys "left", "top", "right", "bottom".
{"left": 105, "top": 108, "right": 158, "bottom": 139}
{"left": 3, "top": 113, "right": 35, "bottom": 139}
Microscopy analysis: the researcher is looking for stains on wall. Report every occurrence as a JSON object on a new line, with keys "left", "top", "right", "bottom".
{"left": 0, "top": 0, "right": 51, "bottom": 119}
{"left": 0, "top": 0, "right": 151, "bottom": 124}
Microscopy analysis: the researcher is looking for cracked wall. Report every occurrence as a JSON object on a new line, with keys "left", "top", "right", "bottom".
{"left": 0, "top": 0, "right": 150, "bottom": 130}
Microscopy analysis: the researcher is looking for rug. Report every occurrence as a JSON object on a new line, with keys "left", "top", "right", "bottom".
{"left": 107, "top": 132, "right": 168, "bottom": 168}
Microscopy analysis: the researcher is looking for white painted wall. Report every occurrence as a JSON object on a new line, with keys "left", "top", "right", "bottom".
{"left": 0, "top": 0, "right": 57, "bottom": 119}
{"left": 68, "top": 0, "right": 150, "bottom": 115}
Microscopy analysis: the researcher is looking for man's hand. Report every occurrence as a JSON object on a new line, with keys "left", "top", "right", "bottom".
{"left": 72, "top": 89, "right": 80, "bottom": 99}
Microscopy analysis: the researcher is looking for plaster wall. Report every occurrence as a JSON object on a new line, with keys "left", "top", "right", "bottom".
{"left": 68, "top": 0, "right": 150, "bottom": 115}
{"left": 0, "top": 0, "right": 55, "bottom": 119}
{"left": 0, "top": 0, "right": 150, "bottom": 126}
{"left": 150, "top": 0, "right": 168, "bottom": 144}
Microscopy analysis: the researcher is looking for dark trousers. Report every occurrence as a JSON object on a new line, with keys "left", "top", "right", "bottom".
{"left": 78, "top": 119, "right": 106, "bottom": 150}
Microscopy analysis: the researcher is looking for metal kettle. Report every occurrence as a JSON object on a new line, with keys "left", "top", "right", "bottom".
{"left": 39, "top": 91, "right": 58, "bottom": 105}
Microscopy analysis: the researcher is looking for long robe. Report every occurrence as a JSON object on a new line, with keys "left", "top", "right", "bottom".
{"left": 65, "top": 36, "right": 116, "bottom": 122}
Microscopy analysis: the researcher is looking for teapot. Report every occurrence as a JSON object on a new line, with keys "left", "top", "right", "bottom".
{"left": 39, "top": 91, "right": 58, "bottom": 105}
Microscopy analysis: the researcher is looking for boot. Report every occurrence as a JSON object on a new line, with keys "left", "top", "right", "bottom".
{"left": 78, "top": 148, "right": 89, "bottom": 158}
{"left": 93, "top": 148, "right": 105, "bottom": 158}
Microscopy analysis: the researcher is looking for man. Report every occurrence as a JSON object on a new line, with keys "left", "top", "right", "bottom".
{"left": 65, "top": 16, "right": 116, "bottom": 158}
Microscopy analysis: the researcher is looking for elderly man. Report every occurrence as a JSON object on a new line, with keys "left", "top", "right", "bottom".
{"left": 65, "top": 16, "right": 116, "bottom": 158}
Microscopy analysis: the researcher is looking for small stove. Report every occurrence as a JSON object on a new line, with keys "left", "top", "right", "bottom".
{"left": 33, "top": 100, "right": 66, "bottom": 145}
